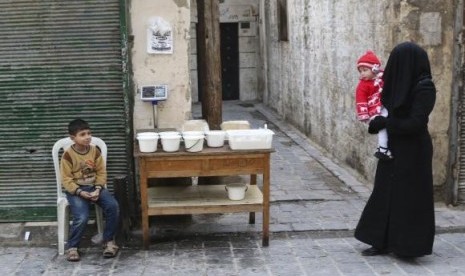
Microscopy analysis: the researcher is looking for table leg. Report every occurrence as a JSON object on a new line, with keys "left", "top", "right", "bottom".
{"left": 249, "top": 174, "right": 257, "bottom": 224}
{"left": 262, "top": 154, "right": 270, "bottom": 246}
{"left": 139, "top": 159, "right": 150, "bottom": 250}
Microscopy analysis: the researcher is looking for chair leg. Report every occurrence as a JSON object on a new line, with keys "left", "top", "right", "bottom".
{"left": 64, "top": 206, "right": 69, "bottom": 246}
{"left": 57, "top": 205, "right": 67, "bottom": 255}
{"left": 95, "top": 206, "right": 104, "bottom": 234}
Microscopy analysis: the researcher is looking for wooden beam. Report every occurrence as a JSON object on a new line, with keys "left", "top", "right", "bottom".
{"left": 197, "top": 0, "right": 222, "bottom": 130}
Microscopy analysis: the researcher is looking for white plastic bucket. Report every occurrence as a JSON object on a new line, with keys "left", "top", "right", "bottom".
{"left": 205, "top": 130, "right": 226, "bottom": 147}
{"left": 160, "top": 132, "right": 181, "bottom": 152}
{"left": 183, "top": 134, "right": 204, "bottom": 152}
{"left": 225, "top": 183, "right": 248, "bottom": 200}
{"left": 136, "top": 133, "right": 159, "bottom": 153}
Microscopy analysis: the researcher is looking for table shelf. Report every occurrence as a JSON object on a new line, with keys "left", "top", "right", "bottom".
{"left": 147, "top": 185, "right": 263, "bottom": 215}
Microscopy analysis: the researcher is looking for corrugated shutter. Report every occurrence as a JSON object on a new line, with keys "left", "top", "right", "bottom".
{"left": 0, "top": 0, "right": 131, "bottom": 221}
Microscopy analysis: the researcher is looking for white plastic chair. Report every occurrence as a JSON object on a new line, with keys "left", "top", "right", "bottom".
{"left": 53, "top": 137, "right": 107, "bottom": 255}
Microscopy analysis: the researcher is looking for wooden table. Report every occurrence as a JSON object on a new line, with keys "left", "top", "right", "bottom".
{"left": 134, "top": 145, "right": 272, "bottom": 249}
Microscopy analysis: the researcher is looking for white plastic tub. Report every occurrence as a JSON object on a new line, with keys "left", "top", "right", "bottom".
{"left": 183, "top": 134, "right": 204, "bottom": 152}
{"left": 159, "top": 132, "right": 181, "bottom": 152}
{"left": 225, "top": 183, "right": 248, "bottom": 200}
{"left": 226, "top": 129, "right": 274, "bottom": 150}
{"left": 182, "top": 120, "right": 210, "bottom": 132}
{"left": 136, "top": 133, "right": 159, "bottom": 153}
{"left": 220, "top": 120, "right": 250, "bottom": 130}
{"left": 205, "top": 130, "right": 226, "bottom": 147}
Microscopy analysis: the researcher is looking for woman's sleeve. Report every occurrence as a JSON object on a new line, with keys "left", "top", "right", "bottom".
{"left": 385, "top": 80, "right": 436, "bottom": 135}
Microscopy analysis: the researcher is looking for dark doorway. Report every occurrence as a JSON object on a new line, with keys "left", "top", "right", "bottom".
{"left": 220, "top": 23, "right": 239, "bottom": 100}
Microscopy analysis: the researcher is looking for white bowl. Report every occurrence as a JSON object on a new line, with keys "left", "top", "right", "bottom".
{"left": 225, "top": 183, "right": 248, "bottom": 200}
{"left": 205, "top": 130, "right": 226, "bottom": 147}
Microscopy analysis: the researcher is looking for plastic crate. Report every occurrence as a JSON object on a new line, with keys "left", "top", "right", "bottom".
{"left": 226, "top": 129, "right": 274, "bottom": 150}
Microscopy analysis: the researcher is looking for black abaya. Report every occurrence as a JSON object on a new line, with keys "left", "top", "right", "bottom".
{"left": 354, "top": 42, "right": 436, "bottom": 257}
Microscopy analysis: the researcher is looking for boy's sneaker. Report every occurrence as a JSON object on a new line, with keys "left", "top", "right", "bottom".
{"left": 103, "top": 240, "right": 119, "bottom": 258}
{"left": 374, "top": 147, "right": 394, "bottom": 161}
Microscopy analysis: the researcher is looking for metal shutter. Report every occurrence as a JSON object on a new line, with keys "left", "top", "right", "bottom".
{"left": 0, "top": 0, "right": 131, "bottom": 221}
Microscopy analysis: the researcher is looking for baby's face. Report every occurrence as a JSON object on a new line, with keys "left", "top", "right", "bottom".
{"left": 358, "top": 66, "right": 376, "bottom": 80}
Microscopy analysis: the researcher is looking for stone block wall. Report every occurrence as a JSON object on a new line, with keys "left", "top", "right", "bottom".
{"left": 261, "top": 0, "right": 454, "bottom": 188}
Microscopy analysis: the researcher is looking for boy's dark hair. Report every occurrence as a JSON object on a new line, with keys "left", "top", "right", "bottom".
{"left": 68, "top": 118, "right": 90, "bottom": 135}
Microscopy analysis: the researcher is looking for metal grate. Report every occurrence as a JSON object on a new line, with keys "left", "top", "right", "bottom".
{"left": 0, "top": 0, "right": 130, "bottom": 221}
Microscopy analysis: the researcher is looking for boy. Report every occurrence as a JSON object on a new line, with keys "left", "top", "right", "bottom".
{"left": 60, "top": 118, "right": 120, "bottom": 261}
{"left": 355, "top": 50, "right": 393, "bottom": 160}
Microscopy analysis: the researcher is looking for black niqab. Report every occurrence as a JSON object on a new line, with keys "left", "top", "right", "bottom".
{"left": 381, "top": 42, "right": 432, "bottom": 111}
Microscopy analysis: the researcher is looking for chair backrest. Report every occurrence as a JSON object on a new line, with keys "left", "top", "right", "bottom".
{"left": 52, "top": 137, "right": 107, "bottom": 198}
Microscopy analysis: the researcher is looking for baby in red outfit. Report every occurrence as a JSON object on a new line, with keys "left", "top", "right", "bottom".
{"left": 355, "top": 51, "right": 393, "bottom": 160}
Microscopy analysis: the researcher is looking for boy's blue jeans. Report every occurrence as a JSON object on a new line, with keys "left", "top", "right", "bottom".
{"left": 66, "top": 186, "right": 120, "bottom": 249}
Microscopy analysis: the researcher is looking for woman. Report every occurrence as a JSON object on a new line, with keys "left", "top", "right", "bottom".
{"left": 354, "top": 42, "right": 436, "bottom": 257}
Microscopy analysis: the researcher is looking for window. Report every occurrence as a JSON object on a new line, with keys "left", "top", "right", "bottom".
{"left": 277, "top": 0, "right": 289, "bottom": 41}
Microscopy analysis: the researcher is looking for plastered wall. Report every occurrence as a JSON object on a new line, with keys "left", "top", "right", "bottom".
{"left": 262, "top": 0, "right": 453, "bottom": 188}
{"left": 130, "top": 0, "right": 192, "bottom": 131}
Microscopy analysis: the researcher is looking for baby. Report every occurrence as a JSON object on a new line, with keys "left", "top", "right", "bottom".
{"left": 355, "top": 50, "right": 393, "bottom": 160}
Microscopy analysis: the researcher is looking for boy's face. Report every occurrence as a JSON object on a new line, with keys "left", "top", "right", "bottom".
{"left": 71, "top": 129, "right": 92, "bottom": 147}
{"left": 358, "top": 66, "right": 376, "bottom": 80}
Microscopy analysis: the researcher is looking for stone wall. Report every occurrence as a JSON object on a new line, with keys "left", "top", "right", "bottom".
{"left": 261, "top": 0, "right": 454, "bottom": 188}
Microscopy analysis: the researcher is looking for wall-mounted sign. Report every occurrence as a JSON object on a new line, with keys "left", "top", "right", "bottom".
{"left": 147, "top": 17, "right": 173, "bottom": 54}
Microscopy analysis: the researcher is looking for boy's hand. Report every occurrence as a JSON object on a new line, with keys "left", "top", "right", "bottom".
{"left": 79, "top": 190, "right": 100, "bottom": 202}
{"left": 89, "top": 189, "right": 100, "bottom": 202}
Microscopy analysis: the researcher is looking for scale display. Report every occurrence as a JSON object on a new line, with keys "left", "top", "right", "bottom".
{"left": 140, "top": 85, "right": 168, "bottom": 101}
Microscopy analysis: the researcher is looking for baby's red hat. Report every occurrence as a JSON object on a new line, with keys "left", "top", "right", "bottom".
{"left": 357, "top": 50, "right": 381, "bottom": 69}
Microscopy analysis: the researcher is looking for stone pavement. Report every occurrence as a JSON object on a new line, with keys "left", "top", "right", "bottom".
{"left": 2, "top": 100, "right": 465, "bottom": 275}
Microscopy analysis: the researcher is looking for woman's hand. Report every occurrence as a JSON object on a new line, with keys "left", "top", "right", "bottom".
{"left": 368, "top": 116, "right": 387, "bottom": 134}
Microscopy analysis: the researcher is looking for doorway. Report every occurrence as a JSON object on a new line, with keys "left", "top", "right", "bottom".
{"left": 220, "top": 23, "right": 239, "bottom": 100}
